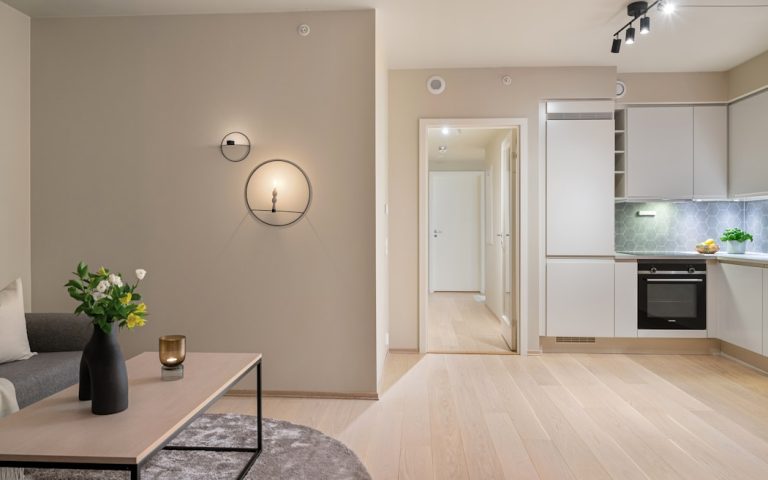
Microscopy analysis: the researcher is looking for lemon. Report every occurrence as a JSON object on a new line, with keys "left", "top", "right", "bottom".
{"left": 705, "top": 239, "right": 715, "bottom": 245}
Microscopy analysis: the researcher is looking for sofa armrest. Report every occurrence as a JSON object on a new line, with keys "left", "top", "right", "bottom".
{"left": 25, "top": 313, "right": 92, "bottom": 353}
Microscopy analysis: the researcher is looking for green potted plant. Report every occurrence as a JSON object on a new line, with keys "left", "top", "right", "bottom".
{"left": 66, "top": 262, "right": 148, "bottom": 415}
{"left": 720, "top": 228, "right": 753, "bottom": 254}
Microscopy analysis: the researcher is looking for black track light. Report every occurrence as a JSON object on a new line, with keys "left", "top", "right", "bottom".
{"left": 625, "top": 25, "right": 636, "bottom": 45}
{"left": 640, "top": 16, "right": 651, "bottom": 34}
{"left": 611, "top": 37, "right": 622, "bottom": 54}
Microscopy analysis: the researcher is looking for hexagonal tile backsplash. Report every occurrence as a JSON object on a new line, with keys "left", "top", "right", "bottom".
{"left": 616, "top": 200, "right": 768, "bottom": 253}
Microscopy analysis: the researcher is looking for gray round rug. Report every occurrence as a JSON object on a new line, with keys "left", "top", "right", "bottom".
{"left": 24, "top": 414, "right": 371, "bottom": 480}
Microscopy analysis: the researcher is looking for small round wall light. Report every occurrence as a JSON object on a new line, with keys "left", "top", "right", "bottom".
{"left": 245, "top": 159, "right": 312, "bottom": 227}
{"left": 220, "top": 132, "right": 251, "bottom": 162}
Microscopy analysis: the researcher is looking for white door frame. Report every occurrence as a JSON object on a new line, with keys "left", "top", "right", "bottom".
{"left": 428, "top": 171, "right": 485, "bottom": 293}
{"left": 419, "top": 118, "right": 530, "bottom": 355}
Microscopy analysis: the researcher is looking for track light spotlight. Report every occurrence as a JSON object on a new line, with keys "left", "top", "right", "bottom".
{"left": 659, "top": 1, "right": 675, "bottom": 14}
{"left": 640, "top": 16, "right": 650, "bottom": 34}
{"left": 625, "top": 25, "right": 636, "bottom": 45}
{"left": 611, "top": 37, "right": 622, "bottom": 54}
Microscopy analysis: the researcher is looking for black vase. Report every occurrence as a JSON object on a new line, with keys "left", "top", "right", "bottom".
{"left": 79, "top": 325, "right": 129, "bottom": 415}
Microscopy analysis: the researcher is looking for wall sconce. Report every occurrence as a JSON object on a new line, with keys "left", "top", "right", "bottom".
{"left": 220, "top": 132, "right": 251, "bottom": 162}
{"left": 245, "top": 159, "right": 312, "bottom": 226}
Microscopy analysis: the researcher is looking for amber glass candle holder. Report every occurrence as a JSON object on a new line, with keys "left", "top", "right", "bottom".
{"left": 159, "top": 335, "right": 186, "bottom": 381}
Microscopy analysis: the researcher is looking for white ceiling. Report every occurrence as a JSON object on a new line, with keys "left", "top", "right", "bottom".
{"left": 4, "top": 0, "right": 768, "bottom": 72}
{"left": 427, "top": 128, "right": 508, "bottom": 163}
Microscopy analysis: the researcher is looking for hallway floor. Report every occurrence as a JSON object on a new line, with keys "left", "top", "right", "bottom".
{"left": 427, "top": 292, "right": 511, "bottom": 353}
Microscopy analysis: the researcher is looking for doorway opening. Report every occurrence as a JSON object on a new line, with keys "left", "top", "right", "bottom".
{"left": 422, "top": 121, "right": 524, "bottom": 354}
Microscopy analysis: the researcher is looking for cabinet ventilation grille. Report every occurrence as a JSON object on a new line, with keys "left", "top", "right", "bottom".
{"left": 555, "top": 337, "right": 596, "bottom": 343}
{"left": 547, "top": 112, "right": 613, "bottom": 121}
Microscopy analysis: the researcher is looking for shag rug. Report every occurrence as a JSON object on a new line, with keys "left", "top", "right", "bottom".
{"left": 24, "top": 414, "right": 371, "bottom": 480}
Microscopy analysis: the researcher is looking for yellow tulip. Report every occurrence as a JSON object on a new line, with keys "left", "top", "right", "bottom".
{"left": 120, "top": 293, "right": 132, "bottom": 305}
{"left": 98, "top": 266, "right": 108, "bottom": 276}
{"left": 135, "top": 303, "right": 147, "bottom": 314}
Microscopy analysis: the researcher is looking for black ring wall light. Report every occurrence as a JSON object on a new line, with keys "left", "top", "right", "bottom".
{"left": 611, "top": 1, "right": 674, "bottom": 53}
{"left": 245, "top": 159, "right": 312, "bottom": 227}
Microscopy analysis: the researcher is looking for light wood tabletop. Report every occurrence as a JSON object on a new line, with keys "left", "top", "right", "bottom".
{"left": 0, "top": 352, "right": 261, "bottom": 465}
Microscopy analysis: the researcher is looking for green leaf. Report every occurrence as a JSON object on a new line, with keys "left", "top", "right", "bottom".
{"left": 77, "top": 262, "right": 88, "bottom": 278}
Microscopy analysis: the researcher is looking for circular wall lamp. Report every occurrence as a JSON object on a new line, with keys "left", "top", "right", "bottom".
{"left": 220, "top": 132, "right": 251, "bottom": 162}
{"left": 245, "top": 159, "right": 312, "bottom": 227}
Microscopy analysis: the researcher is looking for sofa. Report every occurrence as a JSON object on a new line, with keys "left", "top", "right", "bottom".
{"left": 0, "top": 313, "right": 91, "bottom": 408}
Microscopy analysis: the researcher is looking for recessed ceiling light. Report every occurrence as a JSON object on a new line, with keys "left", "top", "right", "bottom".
{"left": 438, "top": 145, "right": 448, "bottom": 153}
{"left": 441, "top": 127, "right": 450, "bottom": 136}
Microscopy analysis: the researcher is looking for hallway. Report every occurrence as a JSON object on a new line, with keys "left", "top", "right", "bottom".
{"left": 427, "top": 292, "right": 510, "bottom": 353}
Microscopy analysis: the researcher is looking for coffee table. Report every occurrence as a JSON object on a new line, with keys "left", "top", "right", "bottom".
{"left": 0, "top": 352, "right": 262, "bottom": 479}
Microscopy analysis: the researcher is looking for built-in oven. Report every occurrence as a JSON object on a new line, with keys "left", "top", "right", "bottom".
{"left": 638, "top": 260, "right": 706, "bottom": 331}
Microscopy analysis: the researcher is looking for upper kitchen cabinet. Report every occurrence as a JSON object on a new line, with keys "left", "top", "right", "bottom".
{"left": 693, "top": 106, "right": 728, "bottom": 199}
{"left": 730, "top": 90, "right": 768, "bottom": 198}
{"left": 546, "top": 101, "right": 614, "bottom": 256}
{"left": 626, "top": 106, "right": 694, "bottom": 199}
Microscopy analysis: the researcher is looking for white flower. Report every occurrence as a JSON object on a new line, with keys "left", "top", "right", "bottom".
{"left": 96, "top": 280, "right": 110, "bottom": 293}
{"left": 108, "top": 273, "right": 123, "bottom": 287}
{"left": 135, "top": 269, "right": 147, "bottom": 280}
{"left": 91, "top": 292, "right": 107, "bottom": 301}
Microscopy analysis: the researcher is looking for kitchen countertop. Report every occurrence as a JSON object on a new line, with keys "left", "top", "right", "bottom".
{"left": 615, "top": 251, "right": 768, "bottom": 265}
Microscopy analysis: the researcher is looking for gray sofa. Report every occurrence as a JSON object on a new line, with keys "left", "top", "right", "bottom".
{"left": 0, "top": 313, "right": 91, "bottom": 408}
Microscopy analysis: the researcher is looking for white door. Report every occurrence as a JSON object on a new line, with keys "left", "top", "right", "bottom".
{"left": 501, "top": 139, "right": 517, "bottom": 350}
{"left": 429, "top": 171, "right": 483, "bottom": 292}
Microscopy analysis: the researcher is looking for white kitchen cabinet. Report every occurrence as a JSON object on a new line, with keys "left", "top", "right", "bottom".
{"left": 693, "top": 106, "right": 728, "bottom": 199}
{"left": 730, "top": 90, "right": 768, "bottom": 198}
{"left": 547, "top": 259, "right": 614, "bottom": 337}
{"left": 614, "top": 261, "right": 638, "bottom": 337}
{"left": 627, "top": 106, "right": 694, "bottom": 199}
{"left": 719, "top": 263, "right": 763, "bottom": 354}
{"left": 546, "top": 119, "right": 614, "bottom": 256}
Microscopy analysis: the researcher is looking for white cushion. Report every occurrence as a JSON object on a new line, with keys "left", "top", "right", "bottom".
{"left": 0, "top": 278, "right": 35, "bottom": 364}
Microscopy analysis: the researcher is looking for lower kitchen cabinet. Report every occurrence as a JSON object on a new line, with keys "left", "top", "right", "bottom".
{"left": 719, "top": 263, "right": 763, "bottom": 354}
{"left": 614, "top": 261, "right": 638, "bottom": 337}
{"left": 546, "top": 258, "right": 614, "bottom": 337}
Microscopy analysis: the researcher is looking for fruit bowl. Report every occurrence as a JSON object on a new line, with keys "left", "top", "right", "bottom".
{"left": 696, "top": 244, "right": 720, "bottom": 254}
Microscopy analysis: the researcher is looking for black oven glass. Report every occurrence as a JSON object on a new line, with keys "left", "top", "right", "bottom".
{"left": 646, "top": 283, "right": 698, "bottom": 320}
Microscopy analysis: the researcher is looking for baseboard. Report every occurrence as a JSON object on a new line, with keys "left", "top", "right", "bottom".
{"left": 227, "top": 389, "right": 379, "bottom": 401}
{"left": 426, "top": 350, "right": 517, "bottom": 355}
{"left": 720, "top": 341, "right": 768, "bottom": 374}
{"left": 388, "top": 348, "right": 419, "bottom": 354}
{"left": 540, "top": 336, "right": 721, "bottom": 354}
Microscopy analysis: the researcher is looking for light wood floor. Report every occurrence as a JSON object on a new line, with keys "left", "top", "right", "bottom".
{"left": 213, "top": 353, "right": 768, "bottom": 480}
{"left": 428, "top": 292, "right": 511, "bottom": 353}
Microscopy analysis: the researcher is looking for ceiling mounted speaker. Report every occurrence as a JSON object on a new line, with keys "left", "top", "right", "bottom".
{"left": 426, "top": 76, "right": 446, "bottom": 95}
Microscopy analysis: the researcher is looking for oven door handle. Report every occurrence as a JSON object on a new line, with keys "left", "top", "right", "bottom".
{"left": 646, "top": 278, "right": 704, "bottom": 283}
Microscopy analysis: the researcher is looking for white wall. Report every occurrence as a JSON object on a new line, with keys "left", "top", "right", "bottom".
{"left": 0, "top": 2, "right": 30, "bottom": 309}
{"left": 375, "top": 10, "right": 390, "bottom": 386}
{"left": 31, "top": 11, "right": 378, "bottom": 395}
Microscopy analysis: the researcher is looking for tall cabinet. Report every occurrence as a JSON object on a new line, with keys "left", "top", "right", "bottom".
{"left": 545, "top": 101, "right": 615, "bottom": 337}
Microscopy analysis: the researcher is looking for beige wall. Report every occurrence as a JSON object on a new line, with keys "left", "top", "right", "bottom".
{"left": 727, "top": 50, "right": 768, "bottom": 100}
{"left": 31, "top": 11, "right": 378, "bottom": 394}
{"left": 0, "top": 2, "right": 30, "bottom": 309}
{"left": 619, "top": 72, "right": 728, "bottom": 104}
{"left": 388, "top": 67, "right": 616, "bottom": 352}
